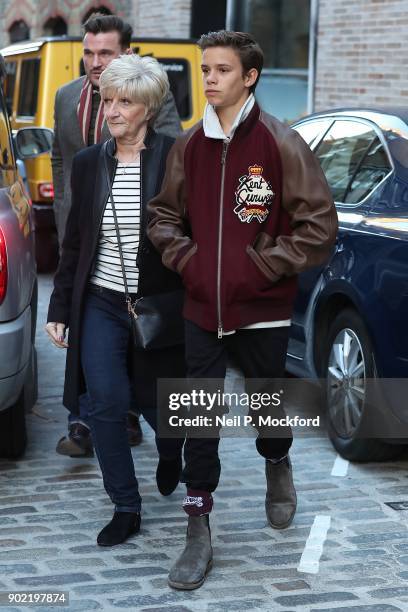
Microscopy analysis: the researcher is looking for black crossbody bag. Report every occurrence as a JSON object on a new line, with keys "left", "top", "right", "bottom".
{"left": 103, "top": 149, "right": 184, "bottom": 350}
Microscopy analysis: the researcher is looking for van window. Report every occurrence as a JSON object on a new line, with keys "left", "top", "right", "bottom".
{"left": 0, "top": 88, "right": 14, "bottom": 187}
{"left": 17, "top": 58, "right": 40, "bottom": 117}
{"left": 4, "top": 61, "right": 17, "bottom": 116}
{"left": 159, "top": 59, "right": 191, "bottom": 121}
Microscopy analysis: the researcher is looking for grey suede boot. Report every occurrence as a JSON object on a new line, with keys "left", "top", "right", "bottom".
{"left": 265, "top": 456, "right": 297, "bottom": 529}
{"left": 168, "top": 515, "right": 213, "bottom": 590}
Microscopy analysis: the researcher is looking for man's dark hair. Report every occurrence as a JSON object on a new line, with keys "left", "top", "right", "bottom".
{"left": 83, "top": 12, "right": 132, "bottom": 49}
{"left": 198, "top": 30, "right": 264, "bottom": 93}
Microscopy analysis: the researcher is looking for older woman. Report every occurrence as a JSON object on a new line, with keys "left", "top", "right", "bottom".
{"left": 46, "top": 55, "right": 184, "bottom": 546}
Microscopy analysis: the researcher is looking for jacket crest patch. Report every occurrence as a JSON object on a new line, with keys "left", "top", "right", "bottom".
{"left": 234, "top": 164, "right": 274, "bottom": 223}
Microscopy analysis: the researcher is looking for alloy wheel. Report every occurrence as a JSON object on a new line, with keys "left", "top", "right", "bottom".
{"left": 327, "top": 327, "right": 366, "bottom": 438}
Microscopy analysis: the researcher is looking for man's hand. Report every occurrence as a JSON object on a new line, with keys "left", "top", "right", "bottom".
{"left": 45, "top": 322, "right": 68, "bottom": 348}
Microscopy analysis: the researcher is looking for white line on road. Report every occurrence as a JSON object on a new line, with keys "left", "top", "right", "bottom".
{"left": 297, "top": 514, "right": 331, "bottom": 574}
{"left": 331, "top": 455, "right": 349, "bottom": 477}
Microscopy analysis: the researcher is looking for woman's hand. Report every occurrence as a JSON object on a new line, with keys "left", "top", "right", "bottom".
{"left": 45, "top": 322, "right": 68, "bottom": 348}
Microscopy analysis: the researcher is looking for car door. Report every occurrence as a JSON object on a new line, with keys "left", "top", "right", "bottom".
{"left": 289, "top": 116, "right": 392, "bottom": 366}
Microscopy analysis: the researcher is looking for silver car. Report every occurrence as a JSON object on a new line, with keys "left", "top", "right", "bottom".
{"left": 0, "top": 54, "right": 51, "bottom": 457}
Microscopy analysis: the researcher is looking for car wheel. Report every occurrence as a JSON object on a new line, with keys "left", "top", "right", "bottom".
{"left": 323, "top": 308, "right": 404, "bottom": 462}
{"left": 0, "top": 387, "right": 27, "bottom": 459}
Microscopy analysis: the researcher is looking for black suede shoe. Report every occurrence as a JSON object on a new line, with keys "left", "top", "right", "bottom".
{"left": 127, "top": 413, "right": 143, "bottom": 446}
{"left": 156, "top": 455, "right": 182, "bottom": 496}
{"left": 97, "top": 511, "right": 141, "bottom": 546}
{"left": 56, "top": 423, "right": 94, "bottom": 458}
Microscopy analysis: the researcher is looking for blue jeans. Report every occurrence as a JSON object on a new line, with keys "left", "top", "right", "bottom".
{"left": 80, "top": 285, "right": 185, "bottom": 513}
{"left": 68, "top": 394, "right": 90, "bottom": 429}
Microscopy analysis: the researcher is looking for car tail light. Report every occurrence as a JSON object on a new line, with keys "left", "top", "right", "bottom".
{"left": 38, "top": 182, "right": 54, "bottom": 199}
{"left": 0, "top": 228, "right": 7, "bottom": 306}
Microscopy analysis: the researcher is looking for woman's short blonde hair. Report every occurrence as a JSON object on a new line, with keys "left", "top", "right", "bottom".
{"left": 99, "top": 54, "right": 169, "bottom": 119}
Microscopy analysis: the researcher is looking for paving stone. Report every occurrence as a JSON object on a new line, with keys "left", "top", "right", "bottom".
{"left": 0, "top": 505, "right": 38, "bottom": 516}
{"left": 272, "top": 579, "right": 311, "bottom": 591}
{"left": 275, "top": 591, "right": 359, "bottom": 605}
{"left": 33, "top": 533, "right": 92, "bottom": 544}
{"left": 0, "top": 547, "right": 60, "bottom": 561}
{"left": 0, "top": 494, "right": 59, "bottom": 505}
{"left": 369, "top": 586, "right": 408, "bottom": 598}
{"left": 0, "top": 563, "right": 38, "bottom": 575}
{"left": 108, "top": 592, "right": 196, "bottom": 607}
{"left": 0, "top": 539, "right": 25, "bottom": 547}
{"left": 348, "top": 532, "right": 408, "bottom": 545}
{"left": 73, "top": 580, "right": 141, "bottom": 594}
{"left": 45, "top": 557, "right": 107, "bottom": 570}
{"left": 68, "top": 543, "right": 140, "bottom": 554}
{"left": 23, "top": 513, "right": 78, "bottom": 523}
{"left": 217, "top": 532, "right": 273, "bottom": 543}
{"left": 253, "top": 553, "right": 302, "bottom": 566}
{"left": 140, "top": 606, "right": 194, "bottom": 612}
{"left": 14, "top": 572, "right": 94, "bottom": 586}
{"left": 0, "top": 517, "right": 18, "bottom": 525}
{"left": 114, "top": 553, "right": 170, "bottom": 563}
{"left": 207, "top": 599, "right": 270, "bottom": 611}
{"left": 100, "top": 567, "right": 167, "bottom": 579}
{"left": 310, "top": 606, "right": 403, "bottom": 612}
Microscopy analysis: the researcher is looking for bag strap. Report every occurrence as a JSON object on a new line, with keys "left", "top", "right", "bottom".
{"left": 102, "top": 143, "right": 136, "bottom": 316}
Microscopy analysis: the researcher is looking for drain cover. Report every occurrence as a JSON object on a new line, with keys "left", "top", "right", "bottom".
{"left": 385, "top": 501, "right": 408, "bottom": 511}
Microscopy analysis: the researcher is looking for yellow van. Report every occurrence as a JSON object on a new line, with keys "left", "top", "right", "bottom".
{"left": 0, "top": 36, "right": 206, "bottom": 268}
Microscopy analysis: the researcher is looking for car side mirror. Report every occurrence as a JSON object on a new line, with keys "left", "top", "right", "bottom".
{"left": 14, "top": 127, "right": 53, "bottom": 160}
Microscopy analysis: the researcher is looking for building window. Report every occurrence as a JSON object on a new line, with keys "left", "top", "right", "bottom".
{"left": 43, "top": 17, "right": 68, "bottom": 36}
{"left": 9, "top": 20, "right": 30, "bottom": 43}
{"left": 228, "top": 0, "right": 310, "bottom": 122}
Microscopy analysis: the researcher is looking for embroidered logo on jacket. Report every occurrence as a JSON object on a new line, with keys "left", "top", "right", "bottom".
{"left": 234, "top": 164, "right": 274, "bottom": 223}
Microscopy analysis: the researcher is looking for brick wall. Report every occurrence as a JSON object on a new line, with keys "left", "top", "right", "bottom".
{"left": 315, "top": 0, "right": 408, "bottom": 110}
{"left": 0, "top": 0, "right": 191, "bottom": 47}
{"left": 135, "top": 0, "right": 191, "bottom": 37}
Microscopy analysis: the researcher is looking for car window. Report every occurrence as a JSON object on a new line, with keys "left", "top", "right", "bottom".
{"left": 344, "top": 139, "right": 391, "bottom": 204}
{"left": 17, "top": 58, "right": 40, "bottom": 117}
{"left": 0, "top": 87, "right": 14, "bottom": 187}
{"left": 292, "top": 118, "right": 332, "bottom": 148}
{"left": 314, "top": 120, "right": 390, "bottom": 204}
{"left": 158, "top": 58, "right": 191, "bottom": 121}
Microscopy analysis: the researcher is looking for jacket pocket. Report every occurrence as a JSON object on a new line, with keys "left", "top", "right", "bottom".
{"left": 246, "top": 245, "right": 280, "bottom": 285}
{"left": 176, "top": 242, "right": 198, "bottom": 274}
{"left": 227, "top": 245, "right": 278, "bottom": 303}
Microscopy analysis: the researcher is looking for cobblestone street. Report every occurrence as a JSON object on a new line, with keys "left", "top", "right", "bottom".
{"left": 1, "top": 274, "right": 408, "bottom": 611}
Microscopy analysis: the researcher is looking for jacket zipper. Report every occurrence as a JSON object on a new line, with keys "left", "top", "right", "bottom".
{"left": 217, "top": 140, "right": 229, "bottom": 339}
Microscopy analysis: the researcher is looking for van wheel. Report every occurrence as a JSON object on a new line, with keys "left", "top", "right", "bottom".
{"left": 323, "top": 309, "right": 404, "bottom": 462}
{"left": 0, "top": 388, "right": 27, "bottom": 459}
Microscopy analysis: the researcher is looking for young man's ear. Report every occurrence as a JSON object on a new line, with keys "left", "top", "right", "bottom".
{"left": 244, "top": 68, "right": 258, "bottom": 89}
{"left": 124, "top": 47, "right": 133, "bottom": 55}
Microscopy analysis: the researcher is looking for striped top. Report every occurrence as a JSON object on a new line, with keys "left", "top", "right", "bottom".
{"left": 90, "top": 158, "right": 141, "bottom": 293}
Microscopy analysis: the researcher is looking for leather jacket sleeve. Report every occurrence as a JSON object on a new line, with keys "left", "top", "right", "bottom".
{"left": 255, "top": 114, "right": 338, "bottom": 280}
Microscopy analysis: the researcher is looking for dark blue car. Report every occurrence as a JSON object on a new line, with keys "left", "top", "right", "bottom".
{"left": 289, "top": 108, "right": 408, "bottom": 461}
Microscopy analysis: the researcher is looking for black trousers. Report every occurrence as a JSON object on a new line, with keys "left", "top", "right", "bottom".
{"left": 182, "top": 320, "right": 293, "bottom": 492}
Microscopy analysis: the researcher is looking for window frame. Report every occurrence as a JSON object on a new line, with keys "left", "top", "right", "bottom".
{"left": 16, "top": 57, "right": 40, "bottom": 119}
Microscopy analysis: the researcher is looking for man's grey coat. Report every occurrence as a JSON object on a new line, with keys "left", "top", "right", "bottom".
{"left": 51, "top": 75, "right": 182, "bottom": 244}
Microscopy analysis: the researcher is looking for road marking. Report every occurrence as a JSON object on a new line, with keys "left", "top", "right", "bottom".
{"left": 297, "top": 514, "right": 331, "bottom": 574}
{"left": 331, "top": 455, "right": 349, "bottom": 477}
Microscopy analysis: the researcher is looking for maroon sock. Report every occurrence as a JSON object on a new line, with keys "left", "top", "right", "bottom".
{"left": 182, "top": 488, "right": 213, "bottom": 516}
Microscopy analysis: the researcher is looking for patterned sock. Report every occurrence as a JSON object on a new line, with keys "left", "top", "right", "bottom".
{"left": 182, "top": 488, "right": 213, "bottom": 516}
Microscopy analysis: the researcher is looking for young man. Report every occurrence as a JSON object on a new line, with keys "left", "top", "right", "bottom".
{"left": 51, "top": 13, "right": 182, "bottom": 457}
{"left": 147, "top": 31, "right": 337, "bottom": 589}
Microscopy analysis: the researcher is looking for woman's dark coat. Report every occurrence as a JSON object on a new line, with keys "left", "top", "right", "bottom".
{"left": 47, "top": 130, "right": 183, "bottom": 412}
